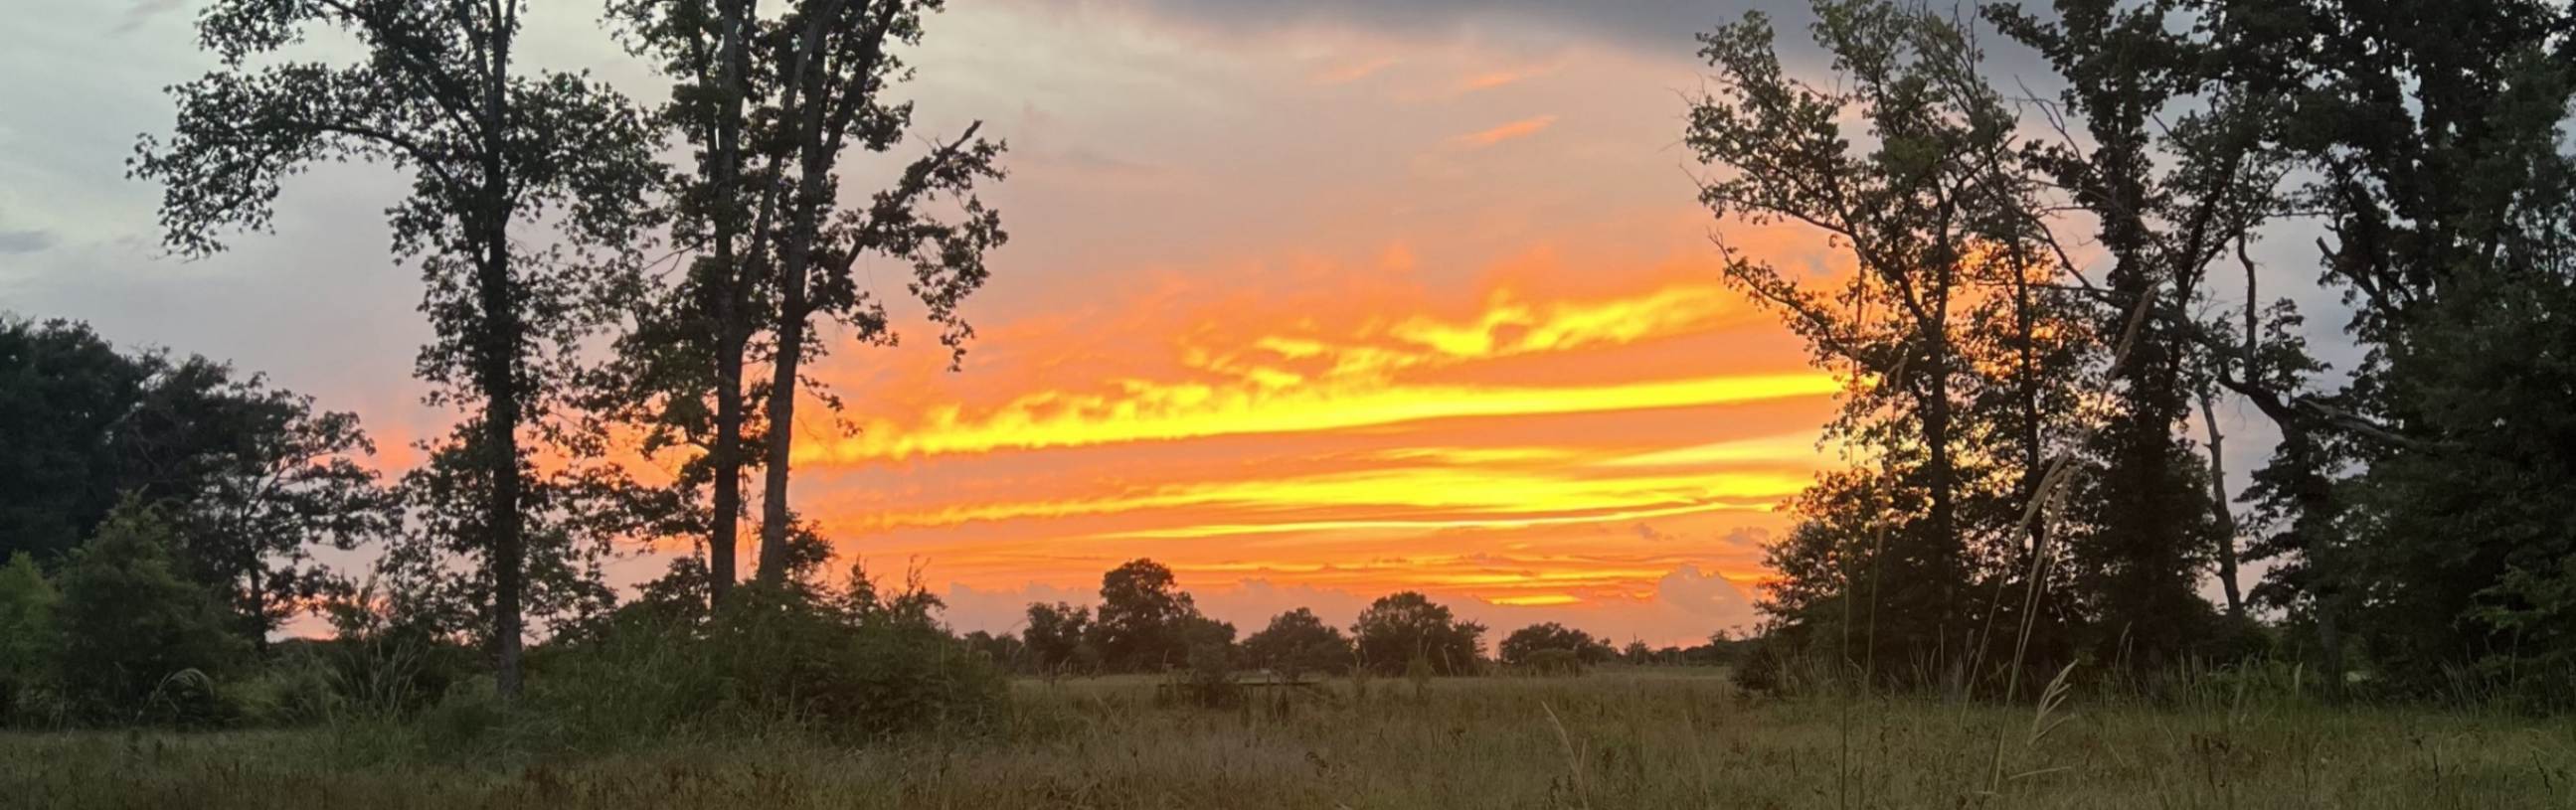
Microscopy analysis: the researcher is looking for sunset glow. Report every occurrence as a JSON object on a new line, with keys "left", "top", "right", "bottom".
{"left": 700, "top": 1, "right": 1871, "bottom": 645}
{"left": 9, "top": 0, "right": 1863, "bottom": 646}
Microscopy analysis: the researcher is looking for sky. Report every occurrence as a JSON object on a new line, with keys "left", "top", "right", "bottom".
{"left": 0, "top": 0, "right": 2338, "bottom": 646}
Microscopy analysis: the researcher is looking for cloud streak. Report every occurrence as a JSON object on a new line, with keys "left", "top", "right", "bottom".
{"left": 1454, "top": 114, "right": 1559, "bottom": 148}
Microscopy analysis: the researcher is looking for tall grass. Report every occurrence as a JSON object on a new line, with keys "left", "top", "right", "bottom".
{"left": 5, "top": 670, "right": 2568, "bottom": 809}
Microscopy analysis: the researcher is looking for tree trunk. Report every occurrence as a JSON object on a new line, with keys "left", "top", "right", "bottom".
{"left": 2015, "top": 260, "right": 2045, "bottom": 567}
{"left": 755, "top": 5, "right": 840, "bottom": 583}
{"left": 702, "top": 0, "right": 752, "bottom": 608}
{"left": 2197, "top": 390, "right": 2246, "bottom": 620}
{"left": 477, "top": 5, "right": 526, "bottom": 703}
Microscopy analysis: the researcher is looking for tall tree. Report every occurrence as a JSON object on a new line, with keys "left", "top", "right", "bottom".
{"left": 1688, "top": 0, "right": 2055, "bottom": 678}
{"left": 601, "top": 0, "right": 1005, "bottom": 591}
{"left": 601, "top": 0, "right": 767, "bottom": 607}
{"left": 135, "top": 0, "right": 660, "bottom": 699}
{"left": 745, "top": 0, "right": 1004, "bottom": 583}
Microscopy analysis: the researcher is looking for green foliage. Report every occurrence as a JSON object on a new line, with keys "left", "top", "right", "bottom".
{"left": 0, "top": 553, "right": 60, "bottom": 722}
{"left": 1351, "top": 591, "right": 1483, "bottom": 677}
{"left": 0, "top": 318, "right": 147, "bottom": 564}
{"left": 532, "top": 577, "right": 1006, "bottom": 746}
{"left": 0, "top": 318, "right": 390, "bottom": 638}
{"left": 52, "top": 502, "right": 250, "bottom": 726}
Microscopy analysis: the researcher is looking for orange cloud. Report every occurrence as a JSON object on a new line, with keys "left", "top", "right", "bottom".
{"left": 1456, "top": 60, "right": 1563, "bottom": 94}
{"left": 771, "top": 215, "right": 1851, "bottom": 641}
{"left": 1454, "top": 114, "right": 1559, "bottom": 148}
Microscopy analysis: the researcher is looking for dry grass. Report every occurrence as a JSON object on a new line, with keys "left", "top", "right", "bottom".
{"left": 6, "top": 669, "right": 2570, "bottom": 809}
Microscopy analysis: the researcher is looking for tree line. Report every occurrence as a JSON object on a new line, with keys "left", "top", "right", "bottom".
{"left": 963, "top": 559, "right": 1739, "bottom": 681}
{"left": 1690, "top": 0, "right": 2576, "bottom": 705}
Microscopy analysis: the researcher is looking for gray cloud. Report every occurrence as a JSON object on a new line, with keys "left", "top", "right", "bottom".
{"left": 0, "top": 229, "right": 58, "bottom": 254}
{"left": 1045, "top": 0, "right": 2058, "bottom": 87}
{"left": 115, "top": 0, "right": 187, "bottom": 34}
{"left": 1007, "top": 0, "right": 1813, "bottom": 55}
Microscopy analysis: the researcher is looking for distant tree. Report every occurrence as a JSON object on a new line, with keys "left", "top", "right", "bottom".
{"left": 1350, "top": 591, "right": 1483, "bottom": 677}
{"left": 1091, "top": 559, "right": 1203, "bottom": 671}
{"left": 1023, "top": 601, "right": 1093, "bottom": 678}
{"left": 53, "top": 502, "right": 248, "bottom": 723}
{"left": 0, "top": 318, "right": 392, "bottom": 641}
{"left": 1498, "top": 622, "right": 1612, "bottom": 666}
{"left": 1242, "top": 607, "right": 1354, "bottom": 680}
{"left": 0, "top": 554, "right": 59, "bottom": 721}
{"left": 0, "top": 318, "right": 148, "bottom": 564}
{"left": 135, "top": 0, "right": 662, "bottom": 700}
{"left": 961, "top": 630, "right": 1026, "bottom": 672}
{"left": 123, "top": 357, "right": 396, "bottom": 641}
{"left": 1621, "top": 639, "right": 1652, "bottom": 664}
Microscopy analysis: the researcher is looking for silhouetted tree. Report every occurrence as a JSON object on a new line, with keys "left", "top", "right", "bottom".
{"left": 1023, "top": 600, "right": 1093, "bottom": 678}
{"left": 1090, "top": 559, "right": 1204, "bottom": 672}
{"left": 135, "top": 0, "right": 662, "bottom": 700}
{"left": 733, "top": 0, "right": 1007, "bottom": 585}
{"left": 1242, "top": 607, "right": 1354, "bottom": 681}
{"left": 1689, "top": 0, "right": 2065, "bottom": 682}
{"left": 1350, "top": 591, "right": 1483, "bottom": 677}
{"left": 1498, "top": 622, "right": 1613, "bottom": 666}
{"left": 0, "top": 318, "right": 393, "bottom": 641}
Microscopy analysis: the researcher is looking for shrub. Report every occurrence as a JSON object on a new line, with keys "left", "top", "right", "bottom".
{"left": 534, "top": 580, "right": 1007, "bottom": 745}
{"left": 0, "top": 553, "right": 60, "bottom": 724}
{"left": 52, "top": 501, "right": 249, "bottom": 726}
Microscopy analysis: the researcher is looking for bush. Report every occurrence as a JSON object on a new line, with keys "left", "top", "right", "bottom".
{"left": 534, "top": 581, "right": 1007, "bottom": 746}
{"left": 52, "top": 502, "right": 248, "bottom": 726}
{"left": 0, "top": 553, "right": 60, "bottom": 725}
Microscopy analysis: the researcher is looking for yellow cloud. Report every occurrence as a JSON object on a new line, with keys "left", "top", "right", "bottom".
{"left": 802, "top": 372, "right": 1835, "bottom": 462}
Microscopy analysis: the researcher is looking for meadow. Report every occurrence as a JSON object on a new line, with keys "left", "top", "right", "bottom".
{"left": 7, "top": 669, "right": 2569, "bottom": 809}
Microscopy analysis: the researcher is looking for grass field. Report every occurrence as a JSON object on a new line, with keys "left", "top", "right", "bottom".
{"left": 6, "top": 669, "right": 2571, "bottom": 809}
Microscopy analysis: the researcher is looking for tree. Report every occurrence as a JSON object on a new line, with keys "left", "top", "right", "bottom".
{"left": 0, "top": 318, "right": 392, "bottom": 641}
{"left": 599, "top": 0, "right": 768, "bottom": 607}
{"left": 1689, "top": 0, "right": 2065, "bottom": 681}
{"left": 1242, "top": 607, "right": 1353, "bottom": 680}
{"left": 1022, "top": 600, "right": 1093, "bottom": 678}
{"left": 1090, "top": 559, "right": 1203, "bottom": 672}
{"left": 737, "top": 0, "right": 1007, "bottom": 584}
{"left": 53, "top": 502, "right": 249, "bottom": 723}
{"left": 0, "top": 318, "right": 148, "bottom": 565}
{"left": 597, "top": 0, "right": 1007, "bottom": 594}
{"left": 1498, "top": 622, "right": 1612, "bottom": 666}
{"left": 121, "top": 358, "right": 395, "bottom": 641}
{"left": 135, "top": 0, "right": 661, "bottom": 700}
{"left": 1987, "top": 0, "right": 2287, "bottom": 669}
{"left": 1350, "top": 591, "right": 1483, "bottom": 677}
{"left": 961, "top": 630, "right": 1025, "bottom": 672}
{"left": 2233, "top": 0, "right": 2576, "bottom": 692}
